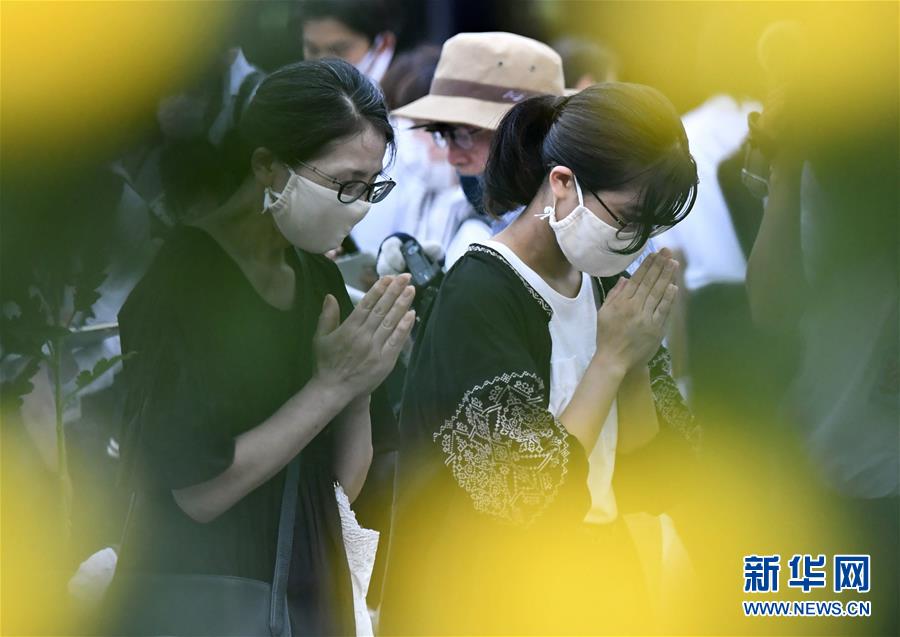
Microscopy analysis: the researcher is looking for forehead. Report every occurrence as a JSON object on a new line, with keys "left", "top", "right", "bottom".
{"left": 312, "top": 125, "right": 387, "bottom": 177}
{"left": 302, "top": 18, "right": 367, "bottom": 46}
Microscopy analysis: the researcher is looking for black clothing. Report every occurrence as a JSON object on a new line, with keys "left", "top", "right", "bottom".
{"left": 115, "top": 226, "right": 357, "bottom": 635}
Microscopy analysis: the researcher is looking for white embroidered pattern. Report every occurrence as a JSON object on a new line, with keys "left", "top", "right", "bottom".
{"left": 434, "top": 370, "right": 570, "bottom": 525}
{"left": 467, "top": 244, "right": 553, "bottom": 318}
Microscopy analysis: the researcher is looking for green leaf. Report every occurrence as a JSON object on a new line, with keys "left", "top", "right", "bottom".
{"left": 0, "top": 357, "right": 42, "bottom": 411}
{"left": 72, "top": 255, "right": 109, "bottom": 322}
{"left": 0, "top": 319, "right": 69, "bottom": 358}
{"left": 64, "top": 351, "right": 135, "bottom": 405}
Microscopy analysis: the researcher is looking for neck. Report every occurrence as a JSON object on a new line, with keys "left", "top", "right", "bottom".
{"left": 193, "top": 180, "right": 290, "bottom": 268}
{"left": 493, "top": 198, "right": 576, "bottom": 282}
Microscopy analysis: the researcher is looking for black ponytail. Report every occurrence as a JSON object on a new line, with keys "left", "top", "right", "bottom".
{"left": 483, "top": 95, "right": 568, "bottom": 216}
{"left": 483, "top": 82, "right": 698, "bottom": 253}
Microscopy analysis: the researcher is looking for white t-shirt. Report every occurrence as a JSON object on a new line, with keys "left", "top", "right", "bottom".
{"left": 481, "top": 240, "right": 619, "bottom": 522}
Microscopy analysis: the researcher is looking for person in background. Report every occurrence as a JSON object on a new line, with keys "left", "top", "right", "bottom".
{"left": 350, "top": 45, "right": 463, "bottom": 257}
{"left": 390, "top": 31, "right": 567, "bottom": 267}
{"left": 112, "top": 59, "right": 413, "bottom": 636}
{"left": 745, "top": 20, "right": 898, "bottom": 634}
{"left": 294, "top": 0, "right": 401, "bottom": 85}
{"left": 552, "top": 36, "right": 619, "bottom": 90}
{"left": 380, "top": 82, "right": 700, "bottom": 635}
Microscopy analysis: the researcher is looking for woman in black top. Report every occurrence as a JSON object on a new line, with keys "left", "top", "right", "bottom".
{"left": 115, "top": 60, "right": 414, "bottom": 635}
{"left": 380, "top": 84, "right": 700, "bottom": 634}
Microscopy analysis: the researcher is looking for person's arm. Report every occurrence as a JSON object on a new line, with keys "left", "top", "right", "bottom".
{"left": 615, "top": 365, "right": 660, "bottom": 454}
{"left": 562, "top": 252, "right": 678, "bottom": 454}
{"left": 559, "top": 353, "right": 627, "bottom": 455}
{"left": 173, "top": 376, "right": 355, "bottom": 523}
{"left": 174, "top": 275, "right": 415, "bottom": 523}
{"left": 745, "top": 155, "right": 808, "bottom": 331}
{"left": 331, "top": 394, "right": 374, "bottom": 503}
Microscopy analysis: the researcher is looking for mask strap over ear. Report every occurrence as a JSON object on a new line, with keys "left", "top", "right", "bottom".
{"left": 536, "top": 203, "right": 554, "bottom": 220}
{"left": 537, "top": 172, "right": 582, "bottom": 220}
{"left": 262, "top": 164, "right": 296, "bottom": 214}
{"left": 572, "top": 175, "right": 586, "bottom": 206}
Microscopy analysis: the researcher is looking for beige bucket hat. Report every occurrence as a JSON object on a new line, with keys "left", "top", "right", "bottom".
{"left": 392, "top": 32, "right": 565, "bottom": 130}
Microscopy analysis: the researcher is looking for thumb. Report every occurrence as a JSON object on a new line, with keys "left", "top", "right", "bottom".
{"left": 315, "top": 294, "right": 340, "bottom": 338}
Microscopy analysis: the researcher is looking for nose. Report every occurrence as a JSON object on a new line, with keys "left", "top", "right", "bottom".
{"left": 447, "top": 144, "right": 470, "bottom": 168}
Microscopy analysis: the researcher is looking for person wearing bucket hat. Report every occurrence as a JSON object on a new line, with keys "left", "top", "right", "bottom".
{"left": 389, "top": 32, "right": 567, "bottom": 267}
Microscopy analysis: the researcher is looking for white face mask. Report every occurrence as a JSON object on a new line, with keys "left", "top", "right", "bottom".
{"left": 397, "top": 123, "right": 458, "bottom": 192}
{"left": 354, "top": 34, "right": 394, "bottom": 84}
{"left": 537, "top": 176, "right": 644, "bottom": 277}
{"left": 263, "top": 167, "right": 371, "bottom": 253}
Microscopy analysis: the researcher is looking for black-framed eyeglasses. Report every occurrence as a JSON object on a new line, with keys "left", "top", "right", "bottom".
{"left": 587, "top": 188, "right": 671, "bottom": 236}
{"left": 296, "top": 160, "right": 396, "bottom": 203}
{"left": 423, "top": 124, "right": 485, "bottom": 151}
{"left": 587, "top": 188, "right": 632, "bottom": 230}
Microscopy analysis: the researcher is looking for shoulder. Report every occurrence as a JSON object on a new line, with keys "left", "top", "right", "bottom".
{"left": 440, "top": 245, "right": 552, "bottom": 322}
{"left": 118, "top": 225, "right": 238, "bottom": 340}
{"left": 292, "top": 249, "right": 352, "bottom": 312}
{"left": 295, "top": 249, "right": 342, "bottom": 283}
{"left": 119, "top": 227, "right": 209, "bottom": 318}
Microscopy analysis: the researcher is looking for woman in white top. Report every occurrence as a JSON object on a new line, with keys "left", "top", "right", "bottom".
{"left": 382, "top": 83, "right": 700, "bottom": 635}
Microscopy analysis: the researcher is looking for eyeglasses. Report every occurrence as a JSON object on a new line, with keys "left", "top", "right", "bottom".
{"left": 587, "top": 188, "right": 672, "bottom": 237}
{"left": 587, "top": 188, "right": 633, "bottom": 230}
{"left": 425, "top": 125, "right": 486, "bottom": 151}
{"left": 296, "top": 160, "right": 396, "bottom": 203}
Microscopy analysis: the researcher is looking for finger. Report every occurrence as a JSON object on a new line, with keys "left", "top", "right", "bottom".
{"left": 383, "top": 309, "right": 416, "bottom": 355}
{"left": 623, "top": 253, "right": 656, "bottom": 298}
{"left": 373, "top": 284, "right": 416, "bottom": 350}
{"left": 652, "top": 283, "right": 678, "bottom": 325}
{"left": 315, "top": 294, "right": 341, "bottom": 338}
{"left": 632, "top": 253, "right": 667, "bottom": 304}
{"left": 344, "top": 276, "right": 393, "bottom": 330}
{"left": 643, "top": 258, "right": 677, "bottom": 314}
{"left": 363, "top": 273, "right": 412, "bottom": 332}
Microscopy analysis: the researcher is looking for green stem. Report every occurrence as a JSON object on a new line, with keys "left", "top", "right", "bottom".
{"left": 52, "top": 338, "right": 71, "bottom": 548}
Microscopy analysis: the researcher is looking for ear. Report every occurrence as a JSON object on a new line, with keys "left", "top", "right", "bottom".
{"left": 547, "top": 166, "right": 575, "bottom": 202}
{"left": 251, "top": 147, "right": 278, "bottom": 189}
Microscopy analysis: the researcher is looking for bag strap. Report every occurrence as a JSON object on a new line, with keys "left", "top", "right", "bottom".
{"left": 269, "top": 455, "right": 300, "bottom": 636}
{"left": 119, "top": 454, "right": 301, "bottom": 637}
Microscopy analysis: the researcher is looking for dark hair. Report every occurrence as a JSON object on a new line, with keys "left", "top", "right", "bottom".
{"left": 380, "top": 44, "right": 441, "bottom": 110}
{"left": 161, "top": 58, "right": 394, "bottom": 217}
{"left": 294, "top": 0, "right": 399, "bottom": 45}
{"left": 483, "top": 83, "right": 698, "bottom": 254}
{"left": 552, "top": 37, "right": 619, "bottom": 86}
{"left": 240, "top": 58, "right": 394, "bottom": 165}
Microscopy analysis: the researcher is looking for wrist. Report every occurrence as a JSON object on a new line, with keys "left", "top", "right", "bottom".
{"left": 588, "top": 352, "right": 629, "bottom": 384}
{"left": 622, "top": 363, "right": 651, "bottom": 385}
{"left": 305, "top": 374, "right": 355, "bottom": 415}
{"left": 344, "top": 394, "right": 371, "bottom": 418}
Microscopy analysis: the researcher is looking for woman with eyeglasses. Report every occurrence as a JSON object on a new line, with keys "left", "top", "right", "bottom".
{"left": 112, "top": 59, "right": 410, "bottom": 635}
{"left": 380, "top": 83, "right": 700, "bottom": 634}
